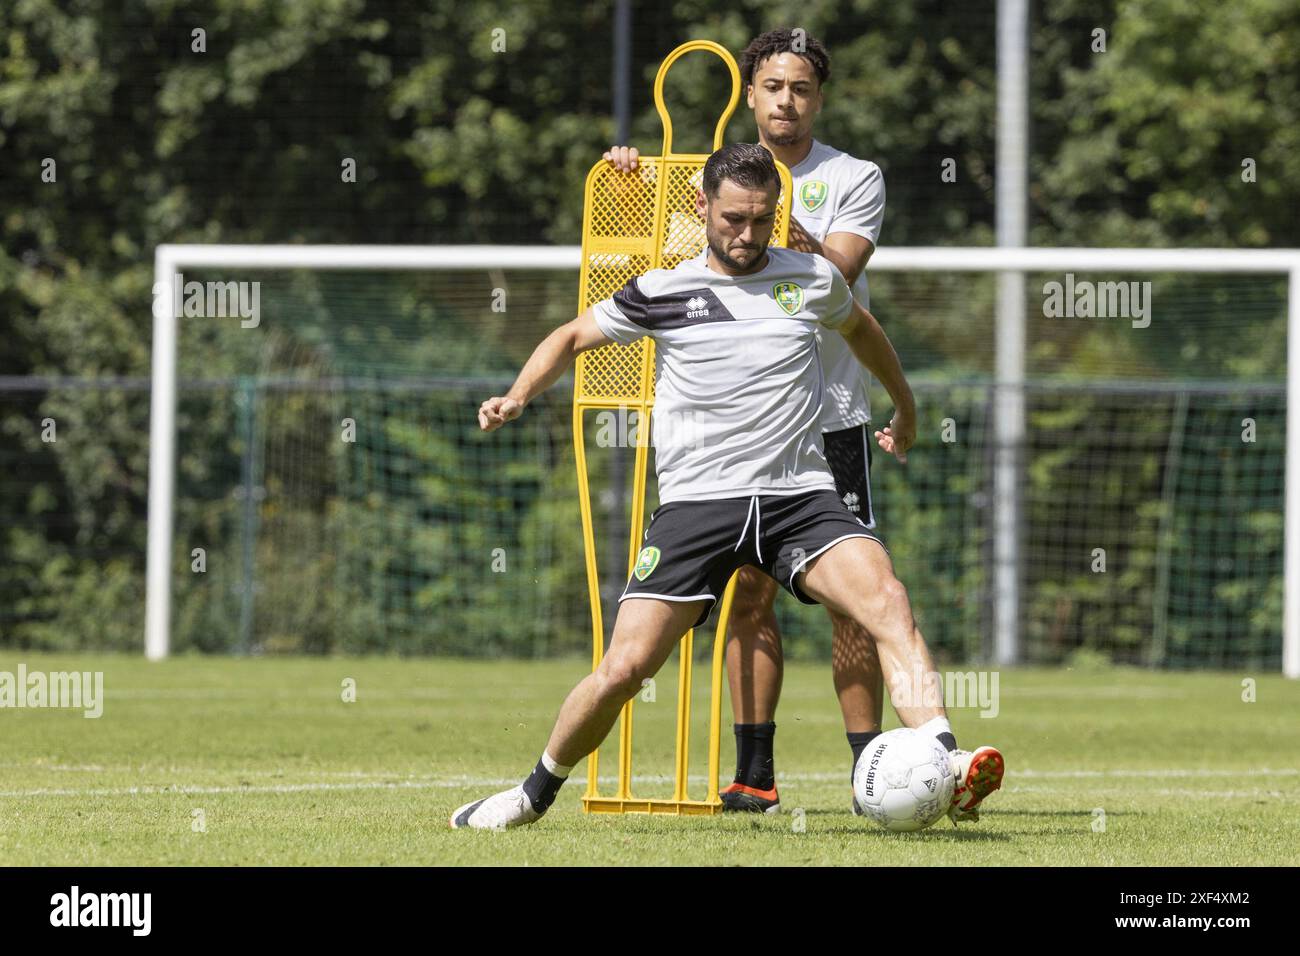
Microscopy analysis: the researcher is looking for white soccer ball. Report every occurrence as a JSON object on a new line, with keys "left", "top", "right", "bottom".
{"left": 853, "top": 727, "right": 956, "bottom": 832}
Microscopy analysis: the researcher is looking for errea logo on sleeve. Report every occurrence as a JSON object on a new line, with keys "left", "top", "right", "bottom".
{"left": 685, "top": 296, "right": 709, "bottom": 318}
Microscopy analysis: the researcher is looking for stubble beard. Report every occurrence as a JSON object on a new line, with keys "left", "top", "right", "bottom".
{"left": 767, "top": 129, "right": 802, "bottom": 146}
{"left": 706, "top": 228, "right": 766, "bottom": 273}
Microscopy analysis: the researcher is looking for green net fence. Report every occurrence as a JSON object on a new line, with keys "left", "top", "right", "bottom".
{"left": 0, "top": 264, "right": 1285, "bottom": 667}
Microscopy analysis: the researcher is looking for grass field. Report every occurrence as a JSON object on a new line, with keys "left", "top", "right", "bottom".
{"left": 1, "top": 652, "right": 1298, "bottom": 866}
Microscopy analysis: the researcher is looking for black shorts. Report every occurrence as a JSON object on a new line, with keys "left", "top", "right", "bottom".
{"left": 620, "top": 489, "right": 884, "bottom": 628}
{"left": 823, "top": 423, "right": 876, "bottom": 530}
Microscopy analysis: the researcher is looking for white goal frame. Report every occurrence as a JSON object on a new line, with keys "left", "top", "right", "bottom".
{"left": 148, "top": 244, "right": 1300, "bottom": 676}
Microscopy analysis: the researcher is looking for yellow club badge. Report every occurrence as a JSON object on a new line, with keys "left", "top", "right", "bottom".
{"left": 633, "top": 546, "right": 661, "bottom": 581}
{"left": 772, "top": 281, "right": 805, "bottom": 316}
{"left": 799, "top": 180, "right": 828, "bottom": 212}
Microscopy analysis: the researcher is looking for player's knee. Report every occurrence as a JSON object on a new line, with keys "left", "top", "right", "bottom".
{"left": 880, "top": 575, "right": 909, "bottom": 612}
{"left": 730, "top": 573, "right": 776, "bottom": 622}
{"left": 595, "top": 656, "right": 652, "bottom": 702}
{"left": 730, "top": 594, "right": 771, "bottom": 624}
{"left": 855, "top": 575, "right": 910, "bottom": 627}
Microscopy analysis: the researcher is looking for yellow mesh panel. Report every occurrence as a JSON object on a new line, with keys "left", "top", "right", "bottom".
{"left": 575, "top": 158, "right": 792, "bottom": 407}
{"left": 575, "top": 40, "right": 793, "bottom": 816}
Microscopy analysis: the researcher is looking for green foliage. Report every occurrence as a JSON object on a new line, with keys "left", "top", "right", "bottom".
{"left": 0, "top": 2, "right": 1294, "bottom": 661}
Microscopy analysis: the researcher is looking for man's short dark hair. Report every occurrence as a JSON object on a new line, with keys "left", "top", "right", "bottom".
{"left": 702, "top": 143, "right": 779, "bottom": 198}
{"left": 739, "top": 28, "right": 831, "bottom": 88}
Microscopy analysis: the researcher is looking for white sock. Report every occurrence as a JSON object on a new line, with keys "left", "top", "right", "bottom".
{"left": 542, "top": 751, "right": 572, "bottom": 779}
{"left": 916, "top": 716, "right": 952, "bottom": 740}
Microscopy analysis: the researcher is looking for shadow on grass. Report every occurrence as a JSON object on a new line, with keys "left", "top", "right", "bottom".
{"left": 815, "top": 824, "right": 1015, "bottom": 841}
{"left": 583, "top": 815, "right": 1019, "bottom": 841}
{"left": 989, "top": 809, "right": 1133, "bottom": 818}
{"left": 794, "top": 807, "right": 1114, "bottom": 819}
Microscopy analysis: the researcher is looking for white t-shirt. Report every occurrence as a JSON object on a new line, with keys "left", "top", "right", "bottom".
{"left": 591, "top": 247, "right": 855, "bottom": 504}
{"left": 787, "top": 139, "right": 886, "bottom": 430}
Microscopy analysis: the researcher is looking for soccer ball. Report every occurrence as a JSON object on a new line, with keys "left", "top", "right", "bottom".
{"left": 853, "top": 727, "right": 956, "bottom": 832}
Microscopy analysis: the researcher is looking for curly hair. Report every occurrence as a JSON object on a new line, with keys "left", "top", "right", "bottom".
{"left": 739, "top": 28, "right": 831, "bottom": 88}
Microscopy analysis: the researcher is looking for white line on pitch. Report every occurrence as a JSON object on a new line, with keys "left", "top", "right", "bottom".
{"left": 3, "top": 766, "right": 1298, "bottom": 784}
{"left": 2, "top": 769, "right": 1298, "bottom": 800}
{"left": 4, "top": 765, "right": 1297, "bottom": 780}
{"left": 0, "top": 780, "right": 1294, "bottom": 801}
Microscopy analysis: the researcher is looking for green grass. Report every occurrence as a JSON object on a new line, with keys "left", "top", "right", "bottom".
{"left": 1, "top": 652, "right": 1297, "bottom": 865}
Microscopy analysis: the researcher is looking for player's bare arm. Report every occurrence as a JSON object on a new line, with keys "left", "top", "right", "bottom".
{"left": 837, "top": 301, "right": 916, "bottom": 462}
{"left": 787, "top": 218, "right": 876, "bottom": 278}
{"left": 477, "top": 308, "right": 612, "bottom": 432}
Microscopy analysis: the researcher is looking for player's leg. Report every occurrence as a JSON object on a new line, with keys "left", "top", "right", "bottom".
{"left": 544, "top": 596, "right": 708, "bottom": 766}
{"left": 829, "top": 608, "right": 886, "bottom": 815}
{"left": 720, "top": 564, "right": 784, "bottom": 812}
{"left": 453, "top": 496, "right": 750, "bottom": 830}
{"left": 797, "top": 535, "right": 1004, "bottom": 821}
{"left": 761, "top": 491, "right": 1004, "bottom": 822}
{"left": 799, "top": 537, "right": 945, "bottom": 728}
{"left": 821, "top": 424, "right": 887, "bottom": 785}
{"left": 830, "top": 611, "right": 883, "bottom": 736}
{"left": 725, "top": 565, "right": 783, "bottom": 724}
{"left": 450, "top": 596, "right": 705, "bottom": 830}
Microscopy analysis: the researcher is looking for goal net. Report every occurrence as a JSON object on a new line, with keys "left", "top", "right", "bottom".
{"left": 143, "top": 245, "right": 1298, "bottom": 676}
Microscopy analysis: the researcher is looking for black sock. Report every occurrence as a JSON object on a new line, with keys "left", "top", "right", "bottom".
{"left": 733, "top": 721, "right": 776, "bottom": 790}
{"left": 847, "top": 730, "right": 882, "bottom": 780}
{"left": 521, "top": 758, "right": 566, "bottom": 814}
{"left": 937, "top": 731, "right": 958, "bottom": 753}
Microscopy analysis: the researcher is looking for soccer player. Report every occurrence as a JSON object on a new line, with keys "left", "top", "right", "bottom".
{"left": 453, "top": 144, "right": 1004, "bottom": 830}
{"left": 601, "top": 29, "right": 994, "bottom": 817}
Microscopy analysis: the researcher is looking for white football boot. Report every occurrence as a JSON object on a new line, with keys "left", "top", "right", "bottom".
{"left": 947, "top": 746, "right": 1005, "bottom": 824}
{"left": 449, "top": 785, "right": 541, "bottom": 830}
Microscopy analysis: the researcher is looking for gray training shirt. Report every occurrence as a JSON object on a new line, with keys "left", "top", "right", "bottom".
{"left": 788, "top": 139, "right": 886, "bottom": 431}
{"left": 592, "top": 246, "right": 856, "bottom": 505}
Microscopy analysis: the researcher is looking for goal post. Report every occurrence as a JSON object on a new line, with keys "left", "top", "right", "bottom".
{"left": 146, "top": 244, "right": 1300, "bottom": 681}
{"left": 145, "top": 244, "right": 577, "bottom": 663}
